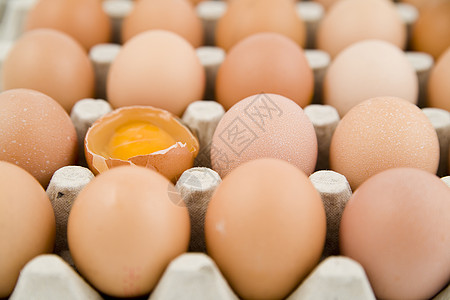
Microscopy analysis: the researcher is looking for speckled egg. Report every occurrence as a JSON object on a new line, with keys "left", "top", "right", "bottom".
{"left": 211, "top": 93, "right": 317, "bottom": 178}
{"left": 330, "top": 96, "right": 439, "bottom": 190}
{"left": 0, "top": 89, "right": 78, "bottom": 187}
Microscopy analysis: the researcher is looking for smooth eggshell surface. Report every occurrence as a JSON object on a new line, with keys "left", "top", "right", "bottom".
{"left": 107, "top": 30, "right": 205, "bottom": 116}
{"left": 211, "top": 93, "right": 317, "bottom": 178}
{"left": 340, "top": 168, "right": 450, "bottom": 300}
{"left": 412, "top": 0, "right": 450, "bottom": 60}
{"left": 215, "top": 0, "right": 306, "bottom": 51}
{"left": 25, "top": 0, "right": 111, "bottom": 50}
{"left": 0, "top": 89, "right": 78, "bottom": 187}
{"left": 0, "top": 161, "right": 55, "bottom": 298}
{"left": 216, "top": 33, "right": 314, "bottom": 110}
{"left": 317, "top": 0, "right": 406, "bottom": 58}
{"left": 330, "top": 96, "right": 439, "bottom": 190}
{"left": 2, "top": 29, "right": 95, "bottom": 113}
{"left": 323, "top": 39, "right": 418, "bottom": 117}
{"left": 67, "top": 165, "right": 190, "bottom": 298}
{"left": 205, "top": 158, "right": 326, "bottom": 300}
{"left": 428, "top": 47, "right": 450, "bottom": 111}
{"left": 122, "top": 0, "right": 203, "bottom": 47}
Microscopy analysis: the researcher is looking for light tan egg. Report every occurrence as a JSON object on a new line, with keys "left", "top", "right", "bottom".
{"left": 121, "top": 0, "right": 203, "bottom": 47}
{"left": 205, "top": 158, "right": 326, "bottom": 300}
{"left": 0, "top": 161, "right": 55, "bottom": 298}
{"left": 215, "top": 0, "right": 306, "bottom": 51}
{"left": 0, "top": 89, "right": 78, "bottom": 187}
{"left": 340, "top": 168, "right": 450, "bottom": 300}
{"left": 316, "top": 0, "right": 398, "bottom": 10}
{"left": 68, "top": 165, "right": 190, "bottom": 297}
{"left": 85, "top": 106, "right": 199, "bottom": 182}
{"left": 330, "top": 96, "right": 440, "bottom": 190}
{"left": 107, "top": 30, "right": 205, "bottom": 117}
{"left": 25, "top": 0, "right": 111, "bottom": 50}
{"left": 323, "top": 39, "right": 418, "bottom": 117}
{"left": 317, "top": 0, "right": 406, "bottom": 58}
{"left": 2, "top": 29, "right": 95, "bottom": 112}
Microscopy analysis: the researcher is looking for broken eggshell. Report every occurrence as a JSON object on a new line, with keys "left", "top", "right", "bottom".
{"left": 84, "top": 106, "right": 199, "bottom": 182}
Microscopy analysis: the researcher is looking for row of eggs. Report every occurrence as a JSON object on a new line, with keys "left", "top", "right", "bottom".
{"left": 1, "top": 0, "right": 450, "bottom": 120}
{"left": 0, "top": 0, "right": 449, "bottom": 299}
{"left": 18, "top": 0, "right": 450, "bottom": 58}
{"left": 2, "top": 0, "right": 450, "bottom": 111}
{"left": 1, "top": 24, "right": 450, "bottom": 186}
{"left": 1, "top": 87, "right": 449, "bottom": 299}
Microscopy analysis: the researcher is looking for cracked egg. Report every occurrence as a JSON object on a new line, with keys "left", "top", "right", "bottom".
{"left": 85, "top": 106, "right": 199, "bottom": 182}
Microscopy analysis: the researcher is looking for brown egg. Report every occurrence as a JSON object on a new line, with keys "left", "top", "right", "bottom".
{"left": 2, "top": 29, "right": 95, "bottom": 112}
{"left": 215, "top": 0, "right": 306, "bottom": 51}
{"left": 323, "top": 39, "right": 418, "bottom": 117}
{"left": 107, "top": 30, "right": 205, "bottom": 116}
{"left": 330, "top": 96, "right": 439, "bottom": 190}
{"left": 428, "top": 47, "right": 450, "bottom": 111}
{"left": 122, "top": 0, "right": 203, "bottom": 47}
{"left": 211, "top": 93, "right": 317, "bottom": 178}
{"left": 0, "top": 161, "right": 55, "bottom": 298}
{"left": 340, "top": 168, "right": 450, "bottom": 300}
{"left": 0, "top": 89, "right": 78, "bottom": 187}
{"left": 317, "top": 0, "right": 406, "bottom": 58}
{"left": 85, "top": 106, "right": 199, "bottom": 182}
{"left": 205, "top": 158, "right": 326, "bottom": 300}
{"left": 25, "top": 0, "right": 111, "bottom": 50}
{"left": 216, "top": 33, "right": 314, "bottom": 110}
{"left": 412, "top": 0, "right": 450, "bottom": 59}
{"left": 68, "top": 165, "right": 190, "bottom": 298}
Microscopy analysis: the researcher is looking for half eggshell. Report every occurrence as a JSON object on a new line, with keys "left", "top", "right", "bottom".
{"left": 85, "top": 106, "right": 199, "bottom": 182}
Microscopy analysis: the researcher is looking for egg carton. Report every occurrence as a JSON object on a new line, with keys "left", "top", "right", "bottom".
{"left": 12, "top": 99, "right": 450, "bottom": 299}
{"left": 9, "top": 252, "right": 450, "bottom": 300}
{"left": 10, "top": 96, "right": 450, "bottom": 300}
{"left": 0, "top": 1, "right": 449, "bottom": 299}
{"left": 8, "top": 98, "right": 450, "bottom": 299}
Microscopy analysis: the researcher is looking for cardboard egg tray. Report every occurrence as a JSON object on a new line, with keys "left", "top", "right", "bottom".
{"left": 1, "top": 1, "right": 449, "bottom": 299}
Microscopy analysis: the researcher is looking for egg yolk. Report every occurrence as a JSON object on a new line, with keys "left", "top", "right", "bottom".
{"left": 108, "top": 121, "right": 176, "bottom": 160}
